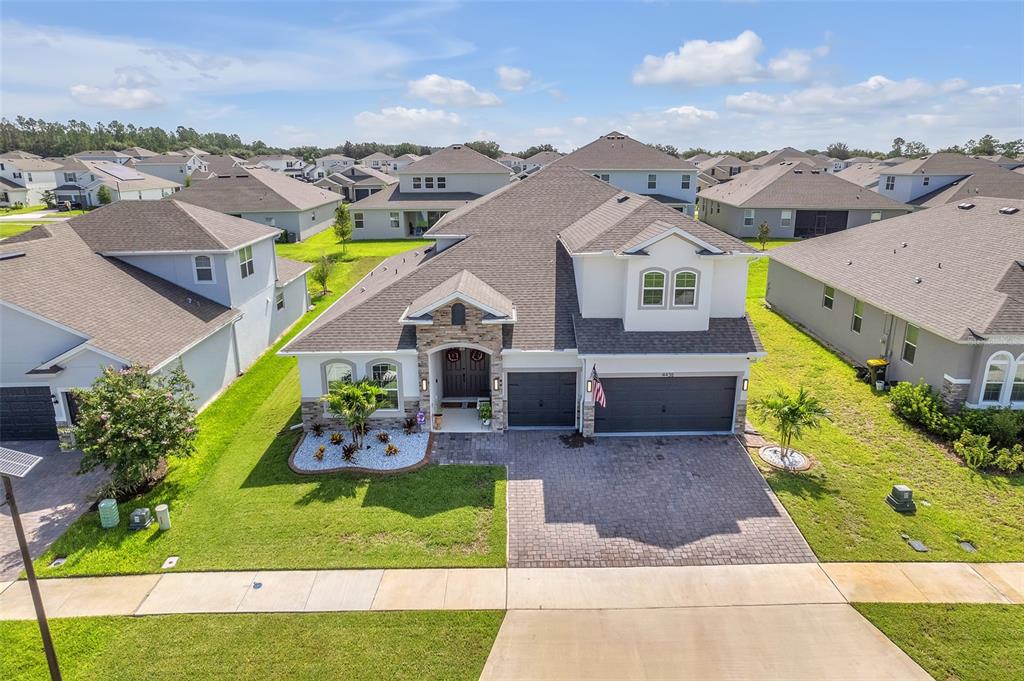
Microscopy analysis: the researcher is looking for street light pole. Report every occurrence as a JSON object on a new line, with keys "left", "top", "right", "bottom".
{"left": 3, "top": 474, "right": 62, "bottom": 681}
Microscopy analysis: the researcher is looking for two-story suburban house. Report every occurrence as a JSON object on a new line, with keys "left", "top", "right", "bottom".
{"left": 697, "top": 155, "right": 752, "bottom": 181}
{"left": 315, "top": 154, "right": 355, "bottom": 173}
{"left": 128, "top": 153, "right": 208, "bottom": 183}
{"left": 390, "top": 154, "right": 423, "bottom": 173}
{"left": 172, "top": 167, "right": 342, "bottom": 241}
{"left": 698, "top": 162, "right": 910, "bottom": 238}
{"left": 361, "top": 152, "right": 395, "bottom": 171}
{"left": 174, "top": 146, "right": 210, "bottom": 157}
{"left": 0, "top": 155, "right": 60, "bottom": 206}
{"left": 521, "top": 151, "right": 564, "bottom": 174}
{"left": 71, "top": 150, "right": 132, "bottom": 165}
{"left": 313, "top": 164, "right": 397, "bottom": 202}
{"left": 834, "top": 158, "right": 908, "bottom": 189}
{"left": 554, "top": 133, "right": 701, "bottom": 215}
{"left": 498, "top": 155, "right": 526, "bottom": 173}
{"left": 249, "top": 154, "right": 306, "bottom": 179}
{"left": 122, "top": 146, "right": 159, "bottom": 159}
{"left": 0, "top": 200, "right": 310, "bottom": 440}
{"left": 909, "top": 165, "right": 1024, "bottom": 209}
{"left": 282, "top": 165, "right": 762, "bottom": 437}
{"left": 875, "top": 153, "right": 1001, "bottom": 205}
{"left": 749, "top": 147, "right": 821, "bottom": 169}
{"left": 53, "top": 158, "right": 181, "bottom": 207}
{"left": 348, "top": 144, "right": 511, "bottom": 239}
{"left": 766, "top": 198, "right": 1024, "bottom": 411}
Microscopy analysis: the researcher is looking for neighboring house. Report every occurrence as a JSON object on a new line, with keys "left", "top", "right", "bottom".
{"left": 282, "top": 164, "right": 762, "bottom": 437}
{"left": 498, "top": 155, "right": 526, "bottom": 173}
{"left": 835, "top": 160, "right": 907, "bottom": 189}
{"left": 172, "top": 167, "right": 342, "bottom": 241}
{"left": 198, "top": 154, "right": 250, "bottom": 177}
{"left": 390, "top": 154, "right": 423, "bottom": 173}
{"left": 749, "top": 147, "right": 819, "bottom": 168}
{"left": 522, "top": 150, "right": 564, "bottom": 174}
{"left": 697, "top": 155, "right": 752, "bottom": 181}
{"left": 0, "top": 200, "right": 310, "bottom": 439}
{"left": 128, "top": 153, "right": 208, "bottom": 182}
{"left": 0, "top": 156, "right": 60, "bottom": 206}
{"left": 348, "top": 144, "right": 510, "bottom": 239}
{"left": 122, "top": 146, "right": 159, "bottom": 159}
{"left": 553, "top": 132, "right": 699, "bottom": 215}
{"left": 314, "top": 164, "right": 397, "bottom": 202}
{"left": 0, "top": 150, "right": 42, "bottom": 159}
{"left": 52, "top": 158, "right": 181, "bottom": 207}
{"left": 688, "top": 153, "right": 712, "bottom": 164}
{"left": 908, "top": 165, "right": 1024, "bottom": 209}
{"left": 974, "top": 155, "right": 1023, "bottom": 170}
{"left": 248, "top": 154, "right": 306, "bottom": 179}
{"left": 361, "top": 152, "right": 395, "bottom": 171}
{"left": 175, "top": 146, "right": 210, "bottom": 156}
{"left": 311, "top": 154, "right": 355, "bottom": 181}
{"left": 698, "top": 162, "right": 910, "bottom": 238}
{"left": 766, "top": 198, "right": 1024, "bottom": 411}
{"left": 875, "top": 153, "right": 999, "bottom": 205}
{"left": 71, "top": 150, "right": 132, "bottom": 165}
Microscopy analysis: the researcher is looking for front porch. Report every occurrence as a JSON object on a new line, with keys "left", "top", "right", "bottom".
{"left": 425, "top": 343, "right": 499, "bottom": 433}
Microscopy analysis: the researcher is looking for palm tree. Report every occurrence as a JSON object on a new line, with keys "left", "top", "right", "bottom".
{"left": 751, "top": 386, "right": 830, "bottom": 461}
{"left": 324, "top": 380, "right": 386, "bottom": 448}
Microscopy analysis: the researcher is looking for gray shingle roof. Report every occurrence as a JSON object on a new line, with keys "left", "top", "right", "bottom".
{"left": 0, "top": 223, "right": 239, "bottom": 367}
{"left": 401, "top": 145, "right": 511, "bottom": 174}
{"left": 554, "top": 132, "right": 696, "bottom": 171}
{"left": 349, "top": 185, "right": 481, "bottom": 210}
{"left": 73, "top": 150, "right": 130, "bottom": 159}
{"left": 275, "top": 256, "right": 312, "bottom": 286}
{"left": 573, "top": 316, "right": 763, "bottom": 355}
{"left": 406, "top": 270, "right": 515, "bottom": 319}
{"left": 910, "top": 166, "right": 1024, "bottom": 208}
{"left": 69, "top": 200, "right": 280, "bottom": 253}
{"left": 769, "top": 198, "right": 1024, "bottom": 341}
{"left": 883, "top": 152, "right": 995, "bottom": 176}
{"left": 697, "top": 155, "right": 748, "bottom": 172}
{"left": 835, "top": 163, "right": 886, "bottom": 188}
{"left": 174, "top": 167, "right": 341, "bottom": 212}
{"left": 0, "top": 150, "right": 41, "bottom": 159}
{"left": 121, "top": 146, "right": 158, "bottom": 158}
{"left": 524, "top": 151, "right": 563, "bottom": 165}
{"left": 749, "top": 147, "right": 817, "bottom": 167}
{"left": 131, "top": 154, "right": 197, "bottom": 165}
{"left": 699, "top": 162, "right": 910, "bottom": 210}
{"left": 362, "top": 152, "right": 394, "bottom": 162}
{"left": 0, "top": 157, "right": 62, "bottom": 171}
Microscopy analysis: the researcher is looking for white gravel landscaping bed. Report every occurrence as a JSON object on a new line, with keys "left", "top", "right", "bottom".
{"left": 292, "top": 428, "right": 430, "bottom": 472}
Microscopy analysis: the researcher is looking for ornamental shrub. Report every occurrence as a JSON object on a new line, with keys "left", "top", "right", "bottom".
{"left": 993, "top": 444, "right": 1024, "bottom": 474}
{"left": 953, "top": 430, "right": 994, "bottom": 469}
{"left": 888, "top": 382, "right": 956, "bottom": 438}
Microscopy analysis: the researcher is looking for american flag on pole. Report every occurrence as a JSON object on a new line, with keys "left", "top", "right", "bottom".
{"left": 591, "top": 366, "right": 607, "bottom": 408}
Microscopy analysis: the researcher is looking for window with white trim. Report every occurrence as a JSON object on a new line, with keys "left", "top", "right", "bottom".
{"left": 389, "top": 212, "right": 400, "bottom": 228}
{"left": 902, "top": 324, "right": 919, "bottom": 364}
{"left": 923, "top": 176, "right": 930, "bottom": 186}
{"left": 884, "top": 175, "right": 895, "bottom": 191}
{"left": 870, "top": 211, "right": 882, "bottom": 222}
{"left": 324, "top": 362, "right": 353, "bottom": 392}
{"left": 681, "top": 174, "right": 690, "bottom": 189}
{"left": 781, "top": 210, "right": 792, "bottom": 228}
{"left": 647, "top": 174, "right": 657, "bottom": 189}
{"left": 437, "top": 176, "right": 446, "bottom": 189}
{"left": 193, "top": 255, "right": 214, "bottom": 282}
{"left": 851, "top": 299, "right": 863, "bottom": 333}
{"left": 425, "top": 177, "right": 434, "bottom": 189}
{"left": 413, "top": 177, "right": 422, "bottom": 189}
{"left": 641, "top": 270, "right": 666, "bottom": 307}
{"left": 743, "top": 209, "right": 754, "bottom": 227}
{"left": 354, "top": 212, "right": 364, "bottom": 229}
{"left": 371, "top": 362, "right": 399, "bottom": 409}
{"left": 1013, "top": 360, "right": 1024, "bottom": 402}
{"left": 275, "top": 290, "right": 285, "bottom": 310}
{"left": 822, "top": 285, "right": 835, "bottom": 310}
{"left": 238, "top": 245, "right": 254, "bottom": 279}
{"left": 672, "top": 270, "right": 698, "bottom": 307}
{"left": 64, "top": 172, "right": 76, "bottom": 183}
{"left": 982, "top": 353, "right": 1010, "bottom": 402}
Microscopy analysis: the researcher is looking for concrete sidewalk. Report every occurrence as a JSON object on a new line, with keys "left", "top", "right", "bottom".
{"left": 0, "top": 562, "right": 1020, "bottom": 620}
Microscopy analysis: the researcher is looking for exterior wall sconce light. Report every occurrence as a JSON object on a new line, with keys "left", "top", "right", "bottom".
{"left": 493, "top": 377, "right": 500, "bottom": 392}
{"left": 586, "top": 379, "right": 594, "bottom": 393}
{"left": 742, "top": 379, "right": 749, "bottom": 392}
{"left": 420, "top": 378, "right": 428, "bottom": 392}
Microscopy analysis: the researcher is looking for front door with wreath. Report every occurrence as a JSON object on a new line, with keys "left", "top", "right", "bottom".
{"left": 442, "top": 348, "right": 490, "bottom": 398}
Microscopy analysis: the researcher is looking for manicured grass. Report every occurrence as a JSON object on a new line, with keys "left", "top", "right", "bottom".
{"left": 746, "top": 240, "right": 1024, "bottom": 561}
{"left": 36, "top": 238, "right": 505, "bottom": 576}
{"left": 0, "top": 611, "right": 504, "bottom": 681}
{"left": 854, "top": 604, "right": 1024, "bottom": 681}
{"left": 0, "top": 203, "right": 46, "bottom": 216}
{"left": 742, "top": 237, "right": 800, "bottom": 299}
{"left": 0, "top": 222, "right": 41, "bottom": 239}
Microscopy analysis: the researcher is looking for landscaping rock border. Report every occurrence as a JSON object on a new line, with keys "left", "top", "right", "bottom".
{"left": 288, "top": 430, "right": 433, "bottom": 476}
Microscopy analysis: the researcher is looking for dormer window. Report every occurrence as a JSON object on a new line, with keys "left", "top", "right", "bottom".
{"left": 640, "top": 270, "right": 666, "bottom": 307}
{"left": 451, "top": 303, "right": 466, "bottom": 325}
{"left": 672, "top": 270, "right": 698, "bottom": 307}
{"left": 193, "top": 255, "right": 214, "bottom": 282}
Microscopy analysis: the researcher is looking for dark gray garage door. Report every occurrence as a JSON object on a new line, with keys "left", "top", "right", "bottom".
{"left": 507, "top": 372, "right": 576, "bottom": 427}
{"left": 594, "top": 376, "right": 736, "bottom": 434}
{"left": 0, "top": 387, "right": 58, "bottom": 440}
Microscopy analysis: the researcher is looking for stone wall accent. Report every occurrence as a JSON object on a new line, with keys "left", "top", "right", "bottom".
{"left": 415, "top": 301, "right": 506, "bottom": 431}
{"left": 581, "top": 401, "right": 595, "bottom": 436}
{"left": 302, "top": 398, "right": 419, "bottom": 432}
{"left": 940, "top": 377, "right": 971, "bottom": 411}
{"left": 733, "top": 399, "right": 747, "bottom": 435}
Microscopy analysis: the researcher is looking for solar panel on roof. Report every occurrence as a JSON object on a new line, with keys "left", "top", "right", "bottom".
{"left": 0, "top": 447, "right": 43, "bottom": 478}
{"left": 101, "top": 164, "right": 146, "bottom": 181}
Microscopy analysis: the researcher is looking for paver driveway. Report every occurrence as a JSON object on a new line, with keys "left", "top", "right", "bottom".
{"left": 433, "top": 432, "right": 814, "bottom": 567}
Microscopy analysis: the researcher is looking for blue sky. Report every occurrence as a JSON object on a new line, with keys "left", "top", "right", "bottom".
{"left": 2, "top": 1, "right": 1021, "bottom": 152}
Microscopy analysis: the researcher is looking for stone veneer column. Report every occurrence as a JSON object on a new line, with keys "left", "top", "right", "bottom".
{"left": 733, "top": 399, "right": 748, "bottom": 434}
{"left": 940, "top": 377, "right": 971, "bottom": 411}
{"left": 581, "top": 402, "right": 595, "bottom": 436}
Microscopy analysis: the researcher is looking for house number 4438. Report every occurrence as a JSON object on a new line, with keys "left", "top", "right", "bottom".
{"left": 661, "top": 372, "right": 675, "bottom": 377}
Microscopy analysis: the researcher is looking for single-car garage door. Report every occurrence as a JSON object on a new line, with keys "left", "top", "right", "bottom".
{"left": 0, "top": 386, "right": 58, "bottom": 440}
{"left": 507, "top": 372, "right": 577, "bottom": 428}
{"left": 594, "top": 376, "right": 736, "bottom": 434}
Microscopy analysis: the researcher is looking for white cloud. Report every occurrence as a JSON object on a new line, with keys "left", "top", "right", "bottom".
{"left": 623, "top": 105, "right": 720, "bottom": 137}
{"left": 407, "top": 74, "right": 501, "bottom": 107}
{"left": 571, "top": 116, "right": 589, "bottom": 126}
{"left": 547, "top": 88, "right": 567, "bottom": 101}
{"left": 497, "top": 65, "right": 531, "bottom": 91}
{"left": 353, "top": 106, "right": 465, "bottom": 144}
{"left": 662, "top": 105, "right": 720, "bottom": 124}
{"left": 725, "top": 75, "right": 968, "bottom": 114}
{"left": 70, "top": 84, "right": 164, "bottom": 109}
{"left": 633, "top": 30, "right": 826, "bottom": 86}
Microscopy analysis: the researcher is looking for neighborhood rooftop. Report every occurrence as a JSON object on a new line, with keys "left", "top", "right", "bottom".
{"left": 882, "top": 152, "right": 997, "bottom": 175}
{"left": 910, "top": 165, "right": 1024, "bottom": 208}
{"left": 401, "top": 144, "right": 511, "bottom": 174}
{"left": 174, "top": 166, "right": 340, "bottom": 212}
{"left": 349, "top": 185, "right": 481, "bottom": 210}
{"left": 553, "top": 132, "right": 696, "bottom": 170}
{"left": 769, "top": 197, "right": 1024, "bottom": 342}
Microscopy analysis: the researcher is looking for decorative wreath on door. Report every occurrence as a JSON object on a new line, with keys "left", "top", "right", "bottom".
{"left": 446, "top": 348, "right": 462, "bottom": 363}
{"left": 469, "top": 349, "right": 486, "bottom": 362}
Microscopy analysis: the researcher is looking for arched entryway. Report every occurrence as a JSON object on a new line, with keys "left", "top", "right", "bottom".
{"left": 441, "top": 346, "right": 491, "bottom": 398}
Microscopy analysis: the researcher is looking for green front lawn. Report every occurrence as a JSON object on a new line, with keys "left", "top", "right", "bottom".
{"left": 747, "top": 241, "right": 1024, "bottom": 561}
{"left": 0, "top": 222, "right": 41, "bottom": 239}
{"left": 0, "top": 611, "right": 503, "bottom": 681}
{"left": 0, "top": 203, "right": 46, "bottom": 216}
{"left": 855, "top": 604, "right": 1024, "bottom": 681}
{"left": 36, "top": 238, "right": 505, "bottom": 576}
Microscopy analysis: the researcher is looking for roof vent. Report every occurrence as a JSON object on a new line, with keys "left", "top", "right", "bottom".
{"left": 616, "top": 195, "right": 630, "bottom": 203}
{"left": 957, "top": 202, "right": 975, "bottom": 210}
{"left": 914, "top": 277, "right": 922, "bottom": 284}
{"left": 999, "top": 206, "right": 1020, "bottom": 215}
{"left": 846, "top": 260, "right": 853, "bottom": 265}
{"left": 793, "top": 169, "right": 803, "bottom": 174}
{"left": 902, "top": 242, "right": 908, "bottom": 248}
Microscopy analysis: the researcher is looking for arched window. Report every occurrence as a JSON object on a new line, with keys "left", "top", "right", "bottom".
{"left": 323, "top": 361, "right": 354, "bottom": 393}
{"left": 1013, "top": 359, "right": 1024, "bottom": 402}
{"left": 982, "top": 352, "right": 1012, "bottom": 403}
{"left": 640, "top": 269, "right": 666, "bottom": 307}
{"left": 370, "top": 362, "right": 400, "bottom": 410}
{"left": 672, "top": 269, "right": 699, "bottom": 307}
{"left": 451, "top": 302, "right": 466, "bottom": 326}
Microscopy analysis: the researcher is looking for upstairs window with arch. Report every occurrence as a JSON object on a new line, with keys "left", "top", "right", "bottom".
{"left": 672, "top": 269, "right": 699, "bottom": 308}
{"left": 324, "top": 361, "right": 354, "bottom": 393}
{"left": 981, "top": 352, "right": 1024, "bottom": 405}
{"left": 451, "top": 302, "right": 466, "bottom": 326}
{"left": 640, "top": 270, "right": 666, "bottom": 307}
{"left": 371, "top": 361, "right": 400, "bottom": 410}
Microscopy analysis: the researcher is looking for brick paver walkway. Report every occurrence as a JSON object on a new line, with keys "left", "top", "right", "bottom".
{"left": 432, "top": 432, "right": 815, "bottom": 567}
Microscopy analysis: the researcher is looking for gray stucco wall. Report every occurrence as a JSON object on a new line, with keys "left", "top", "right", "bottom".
{"left": 701, "top": 204, "right": 908, "bottom": 238}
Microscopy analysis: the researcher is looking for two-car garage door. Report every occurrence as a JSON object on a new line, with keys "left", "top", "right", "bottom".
{"left": 594, "top": 376, "right": 737, "bottom": 434}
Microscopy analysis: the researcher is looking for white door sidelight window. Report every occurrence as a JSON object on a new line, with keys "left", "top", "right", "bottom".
{"left": 902, "top": 324, "right": 919, "bottom": 364}
{"left": 193, "top": 255, "right": 214, "bottom": 282}
{"left": 238, "top": 245, "right": 254, "bottom": 279}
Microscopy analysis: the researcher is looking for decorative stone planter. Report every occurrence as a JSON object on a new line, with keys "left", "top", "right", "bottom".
{"left": 290, "top": 428, "right": 430, "bottom": 475}
{"left": 758, "top": 444, "right": 812, "bottom": 472}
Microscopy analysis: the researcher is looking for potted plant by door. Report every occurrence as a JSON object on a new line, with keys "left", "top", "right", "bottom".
{"left": 478, "top": 401, "right": 493, "bottom": 427}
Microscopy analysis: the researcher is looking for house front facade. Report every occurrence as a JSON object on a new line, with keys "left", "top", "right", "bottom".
{"left": 283, "top": 165, "right": 763, "bottom": 437}
{"left": 875, "top": 153, "right": 998, "bottom": 205}
{"left": 53, "top": 159, "right": 181, "bottom": 207}
{"left": 0, "top": 201, "right": 310, "bottom": 440}
{"left": 129, "top": 153, "right": 208, "bottom": 182}
{"left": 0, "top": 157, "right": 60, "bottom": 206}
{"left": 766, "top": 198, "right": 1024, "bottom": 410}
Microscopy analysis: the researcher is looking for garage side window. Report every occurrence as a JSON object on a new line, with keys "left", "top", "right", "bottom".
{"left": 671, "top": 269, "right": 698, "bottom": 307}
{"left": 640, "top": 270, "right": 666, "bottom": 307}
{"left": 370, "top": 362, "right": 400, "bottom": 410}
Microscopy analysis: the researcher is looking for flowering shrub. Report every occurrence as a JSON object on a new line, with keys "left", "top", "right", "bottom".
{"left": 73, "top": 365, "right": 197, "bottom": 495}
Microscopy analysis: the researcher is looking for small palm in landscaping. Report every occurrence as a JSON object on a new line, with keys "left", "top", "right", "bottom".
{"left": 324, "top": 380, "right": 387, "bottom": 448}
{"left": 752, "top": 386, "right": 830, "bottom": 462}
